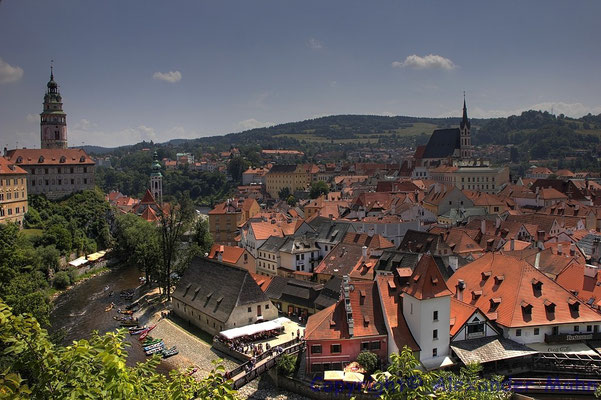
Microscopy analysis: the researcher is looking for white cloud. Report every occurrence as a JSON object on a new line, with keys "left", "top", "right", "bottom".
{"left": 152, "top": 70, "right": 182, "bottom": 83}
{"left": 437, "top": 102, "right": 601, "bottom": 119}
{"left": 392, "top": 54, "right": 456, "bottom": 70}
{"left": 26, "top": 113, "right": 38, "bottom": 123}
{"left": 307, "top": 38, "right": 324, "bottom": 50}
{"left": 73, "top": 118, "right": 97, "bottom": 131}
{"left": 237, "top": 118, "right": 274, "bottom": 130}
{"left": 0, "top": 57, "right": 24, "bottom": 84}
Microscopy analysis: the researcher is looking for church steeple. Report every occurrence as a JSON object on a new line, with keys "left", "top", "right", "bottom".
{"left": 459, "top": 93, "right": 473, "bottom": 159}
{"left": 460, "top": 92, "right": 470, "bottom": 130}
{"left": 150, "top": 151, "right": 163, "bottom": 205}
{"left": 41, "top": 62, "right": 68, "bottom": 149}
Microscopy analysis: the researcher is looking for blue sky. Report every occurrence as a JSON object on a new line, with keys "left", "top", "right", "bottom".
{"left": 1, "top": 0, "right": 600, "bottom": 148}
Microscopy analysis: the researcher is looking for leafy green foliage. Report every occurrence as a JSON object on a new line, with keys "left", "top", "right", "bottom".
{"left": 371, "top": 347, "right": 510, "bottom": 399}
{"left": 191, "top": 218, "right": 213, "bottom": 256}
{"left": 227, "top": 156, "right": 249, "bottom": 183}
{"left": 356, "top": 351, "right": 379, "bottom": 375}
{"left": 278, "top": 187, "right": 291, "bottom": 200}
{"left": 52, "top": 271, "right": 71, "bottom": 290}
{"left": 310, "top": 181, "right": 329, "bottom": 199}
{"left": 276, "top": 354, "right": 297, "bottom": 377}
{"left": 0, "top": 299, "right": 239, "bottom": 399}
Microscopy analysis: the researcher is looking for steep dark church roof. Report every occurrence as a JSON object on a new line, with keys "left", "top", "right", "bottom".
{"left": 422, "top": 128, "right": 460, "bottom": 159}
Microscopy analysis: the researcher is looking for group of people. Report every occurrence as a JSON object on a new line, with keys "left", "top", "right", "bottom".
{"left": 216, "top": 328, "right": 282, "bottom": 353}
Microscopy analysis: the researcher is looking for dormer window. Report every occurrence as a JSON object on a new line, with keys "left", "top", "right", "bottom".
{"left": 568, "top": 298, "right": 580, "bottom": 313}
{"left": 38, "top": 156, "right": 44, "bottom": 163}
{"left": 80, "top": 156, "right": 86, "bottom": 162}
{"left": 16, "top": 157, "right": 22, "bottom": 163}
{"left": 521, "top": 301, "right": 533, "bottom": 317}
{"left": 60, "top": 156, "right": 66, "bottom": 163}
{"left": 431, "top": 277, "right": 439, "bottom": 285}
{"left": 472, "top": 290, "right": 482, "bottom": 300}
{"left": 481, "top": 271, "right": 491, "bottom": 281}
{"left": 494, "top": 275, "right": 505, "bottom": 285}
{"left": 490, "top": 297, "right": 501, "bottom": 311}
{"left": 532, "top": 279, "right": 543, "bottom": 295}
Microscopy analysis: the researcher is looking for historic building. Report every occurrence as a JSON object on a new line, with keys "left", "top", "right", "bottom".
{"left": 150, "top": 151, "right": 163, "bottom": 205}
{"left": 0, "top": 156, "right": 28, "bottom": 226}
{"left": 5, "top": 67, "right": 95, "bottom": 200}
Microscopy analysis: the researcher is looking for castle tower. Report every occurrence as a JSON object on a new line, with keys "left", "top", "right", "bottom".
{"left": 459, "top": 95, "right": 473, "bottom": 159}
{"left": 40, "top": 64, "right": 68, "bottom": 149}
{"left": 150, "top": 151, "right": 163, "bottom": 205}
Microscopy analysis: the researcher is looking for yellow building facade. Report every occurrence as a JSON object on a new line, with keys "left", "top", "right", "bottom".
{"left": 0, "top": 157, "right": 28, "bottom": 226}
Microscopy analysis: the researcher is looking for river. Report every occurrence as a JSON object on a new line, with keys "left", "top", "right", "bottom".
{"left": 49, "top": 263, "right": 169, "bottom": 372}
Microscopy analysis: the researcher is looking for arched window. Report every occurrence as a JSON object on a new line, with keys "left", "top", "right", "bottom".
{"left": 38, "top": 156, "right": 44, "bottom": 163}
{"left": 80, "top": 156, "right": 86, "bottom": 162}
{"left": 16, "top": 157, "right": 23, "bottom": 163}
{"left": 60, "top": 156, "right": 66, "bottom": 163}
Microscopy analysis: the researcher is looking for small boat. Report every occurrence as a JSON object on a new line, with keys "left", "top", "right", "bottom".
{"left": 120, "top": 321, "right": 139, "bottom": 327}
{"left": 105, "top": 303, "right": 114, "bottom": 312}
{"left": 130, "top": 328, "right": 147, "bottom": 335}
{"left": 145, "top": 344, "right": 166, "bottom": 355}
{"left": 104, "top": 285, "right": 110, "bottom": 291}
{"left": 139, "top": 325, "right": 156, "bottom": 341}
{"left": 125, "top": 302, "right": 139, "bottom": 310}
{"left": 108, "top": 291, "right": 114, "bottom": 297}
{"left": 118, "top": 309, "right": 134, "bottom": 315}
{"left": 128, "top": 325, "right": 146, "bottom": 332}
{"left": 162, "top": 346, "right": 178, "bottom": 358}
{"left": 143, "top": 342, "right": 164, "bottom": 352}
{"left": 142, "top": 337, "right": 162, "bottom": 346}
{"left": 187, "top": 368, "right": 198, "bottom": 376}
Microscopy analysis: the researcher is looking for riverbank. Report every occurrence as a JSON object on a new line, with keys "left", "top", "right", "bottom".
{"left": 49, "top": 265, "right": 111, "bottom": 302}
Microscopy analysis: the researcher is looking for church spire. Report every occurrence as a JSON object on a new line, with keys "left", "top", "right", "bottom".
{"left": 460, "top": 92, "right": 470, "bottom": 130}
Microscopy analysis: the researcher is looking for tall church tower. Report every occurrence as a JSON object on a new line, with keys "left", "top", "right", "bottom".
{"left": 40, "top": 64, "right": 68, "bottom": 149}
{"left": 150, "top": 151, "right": 163, "bottom": 205}
{"left": 459, "top": 95, "right": 473, "bottom": 159}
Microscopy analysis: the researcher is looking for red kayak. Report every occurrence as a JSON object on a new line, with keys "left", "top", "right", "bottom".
{"left": 138, "top": 325, "right": 156, "bottom": 341}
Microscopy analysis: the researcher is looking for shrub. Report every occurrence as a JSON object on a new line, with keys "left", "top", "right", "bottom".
{"left": 53, "top": 271, "right": 71, "bottom": 290}
{"left": 356, "top": 351, "right": 379, "bottom": 374}
{"left": 67, "top": 267, "right": 78, "bottom": 283}
{"left": 276, "top": 354, "right": 297, "bottom": 377}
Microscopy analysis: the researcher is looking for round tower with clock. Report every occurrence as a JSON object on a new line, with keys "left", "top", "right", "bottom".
{"left": 40, "top": 65, "right": 68, "bottom": 149}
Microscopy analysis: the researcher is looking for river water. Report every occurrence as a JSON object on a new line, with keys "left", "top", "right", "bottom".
{"left": 49, "top": 264, "right": 166, "bottom": 371}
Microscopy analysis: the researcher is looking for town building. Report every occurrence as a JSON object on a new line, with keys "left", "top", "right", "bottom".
{"left": 264, "top": 164, "right": 318, "bottom": 198}
{"left": 5, "top": 68, "right": 95, "bottom": 200}
{"left": 207, "top": 244, "right": 256, "bottom": 274}
{"left": 304, "top": 277, "right": 388, "bottom": 374}
{"left": 208, "top": 198, "right": 260, "bottom": 245}
{"left": 0, "top": 156, "right": 28, "bottom": 226}
{"left": 171, "top": 256, "right": 277, "bottom": 336}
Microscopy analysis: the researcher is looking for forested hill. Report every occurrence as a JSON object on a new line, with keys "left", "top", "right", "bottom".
{"left": 84, "top": 111, "right": 601, "bottom": 155}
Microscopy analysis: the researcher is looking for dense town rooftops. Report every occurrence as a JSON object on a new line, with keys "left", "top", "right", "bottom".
{"left": 447, "top": 253, "right": 601, "bottom": 328}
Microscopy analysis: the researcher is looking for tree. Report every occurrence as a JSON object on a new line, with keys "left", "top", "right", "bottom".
{"left": 278, "top": 187, "right": 291, "bottom": 200}
{"left": 371, "top": 346, "right": 510, "bottom": 399}
{"left": 286, "top": 195, "right": 296, "bottom": 206}
{"left": 191, "top": 217, "right": 213, "bottom": 255}
{"left": 227, "top": 156, "right": 249, "bottom": 183}
{"left": 310, "top": 181, "right": 329, "bottom": 199}
{"left": 158, "top": 194, "right": 196, "bottom": 300}
{"left": 0, "top": 299, "right": 239, "bottom": 399}
{"left": 52, "top": 271, "right": 71, "bottom": 290}
{"left": 356, "top": 351, "right": 379, "bottom": 374}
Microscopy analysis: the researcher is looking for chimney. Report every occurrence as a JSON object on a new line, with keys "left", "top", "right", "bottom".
{"left": 481, "top": 219, "right": 486, "bottom": 235}
{"left": 456, "top": 279, "right": 465, "bottom": 301}
{"left": 362, "top": 246, "right": 368, "bottom": 258}
{"left": 510, "top": 239, "right": 515, "bottom": 251}
{"left": 495, "top": 217, "right": 501, "bottom": 229}
{"left": 2, "top": 147, "right": 6, "bottom": 157}
{"left": 570, "top": 243, "right": 576, "bottom": 256}
{"left": 557, "top": 243, "right": 563, "bottom": 255}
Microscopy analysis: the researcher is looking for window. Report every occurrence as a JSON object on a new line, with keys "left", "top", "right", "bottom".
{"left": 433, "top": 310, "right": 438, "bottom": 321}
{"left": 370, "top": 341, "right": 381, "bottom": 350}
{"left": 534, "top": 328, "right": 540, "bottom": 335}
{"left": 247, "top": 307, "right": 251, "bottom": 313}
{"left": 587, "top": 325, "right": 593, "bottom": 332}
{"left": 433, "top": 329, "right": 438, "bottom": 340}
{"left": 265, "top": 304, "right": 269, "bottom": 309}
{"left": 516, "top": 329, "right": 522, "bottom": 337}
{"left": 330, "top": 344, "right": 341, "bottom": 353}
{"left": 574, "top": 325, "right": 580, "bottom": 333}
{"left": 361, "top": 342, "right": 370, "bottom": 351}
{"left": 311, "top": 345, "right": 322, "bottom": 354}
{"left": 432, "top": 348, "right": 437, "bottom": 357}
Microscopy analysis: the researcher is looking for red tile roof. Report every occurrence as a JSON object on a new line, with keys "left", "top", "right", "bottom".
{"left": 403, "top": 254, "right": 452, "bottom": 300}
{"left": 6, "top": 148, "right": 94, "bottom": 165}
{"left": 208, "top": 244, "right": 245, "bottom": 264}
{"left": 0, "top": 156, "right": 26, "bottom": 175}
{"left": 447, "top": 253, "right": 601, "bottom": 328}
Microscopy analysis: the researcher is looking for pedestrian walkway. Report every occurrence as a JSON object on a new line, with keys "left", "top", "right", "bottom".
{"left": 226, "top": 337, "right": 305, "bottom": 390}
